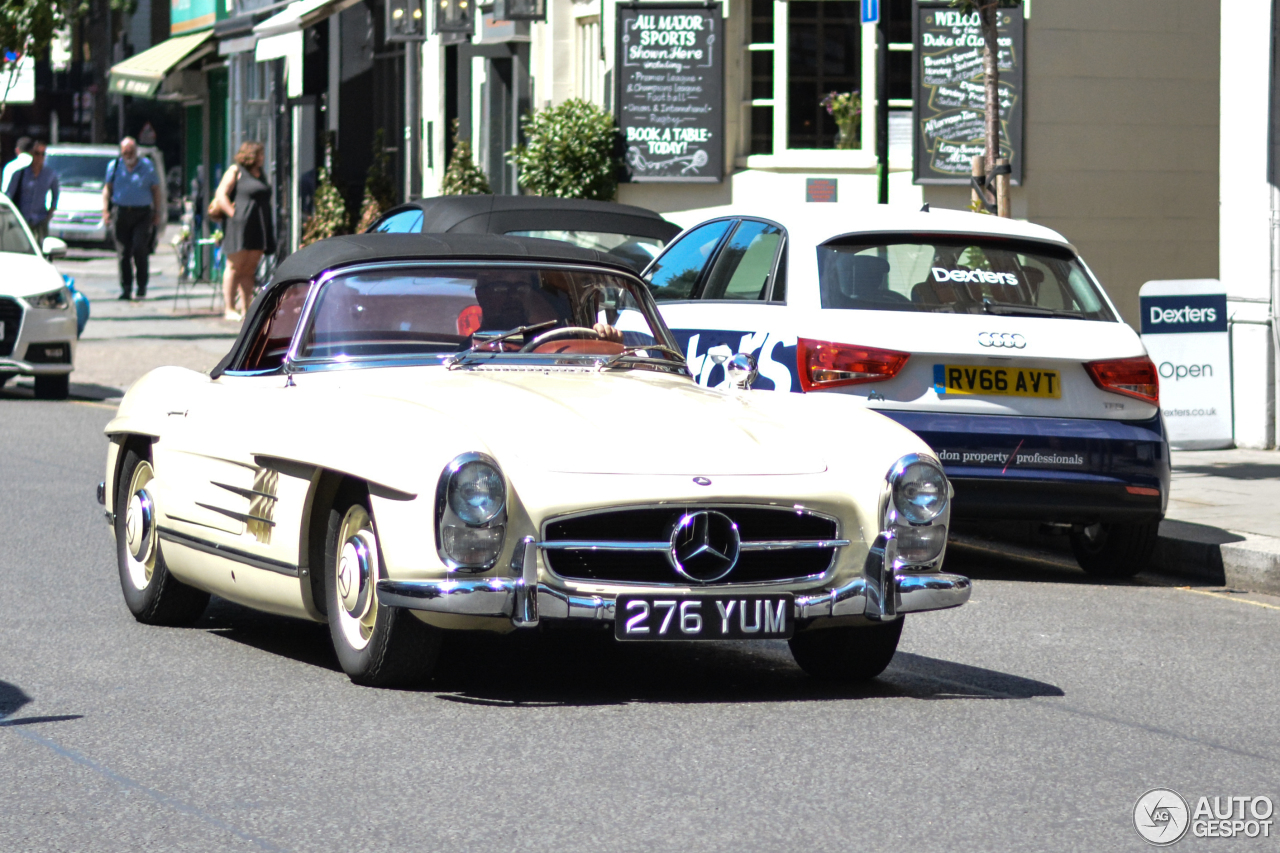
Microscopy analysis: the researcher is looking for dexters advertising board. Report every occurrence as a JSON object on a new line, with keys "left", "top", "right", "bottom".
{"left": 1139, "top": 279, "right": 1233, "bottom": 450}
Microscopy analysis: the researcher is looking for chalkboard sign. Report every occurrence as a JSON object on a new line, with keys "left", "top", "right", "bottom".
{"left": 912, "top": 2, "right": 1024, "bottom": 185}
{"left": 615, "top": 2, "right": 723, "bottom": 183}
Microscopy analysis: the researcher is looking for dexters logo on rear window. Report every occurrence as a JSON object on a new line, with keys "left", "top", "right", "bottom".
{"left": 932, "top": 268, "right": 1020, "bottom": 287}
{"left": 1139, "top": 293, "right": 1228, "bottom": 335}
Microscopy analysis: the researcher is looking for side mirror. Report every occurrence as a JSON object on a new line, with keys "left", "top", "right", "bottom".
{"left": 42, "top": 236, "right": 68, "bottom": 260}
{"left": 725, "top": 352, "right": 758, "bottom": 390}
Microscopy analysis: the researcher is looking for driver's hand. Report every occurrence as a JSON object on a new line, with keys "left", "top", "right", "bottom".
{"left": 593, "top": 322, "right": 623, "bottom": 343}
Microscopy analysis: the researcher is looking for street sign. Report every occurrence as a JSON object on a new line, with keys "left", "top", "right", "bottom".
{"left": 1139, "top": 279, "right": 1233, "bottom": 450}
{"left": 861, "top": 0, "right": 879, "bottom": 24}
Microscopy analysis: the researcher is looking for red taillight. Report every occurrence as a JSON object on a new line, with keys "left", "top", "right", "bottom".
{"left": 796, "top": 338, "right": 910, "bottom": 391}
{"left": 1085, "top": 356, "right": 1159, "bottom": 404}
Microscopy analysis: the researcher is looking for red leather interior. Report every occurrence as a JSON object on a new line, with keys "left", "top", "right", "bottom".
{"left": 531, "top": 340, "right": 626, "bottom": 355}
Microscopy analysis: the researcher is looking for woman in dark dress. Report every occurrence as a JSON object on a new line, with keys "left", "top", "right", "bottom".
{"left": 213, "top": 141, "right": 276, "bottom": 321}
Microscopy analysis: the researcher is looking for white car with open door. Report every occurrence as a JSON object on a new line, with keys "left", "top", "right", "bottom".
{"left": 99, "top": 233, "right": 971, "bottom": 688}
{"left": 0, "top": 192, "right": 76, "bottom": 398}
{"left": 644, "top": 205, "right": 1168, "bottom": 577}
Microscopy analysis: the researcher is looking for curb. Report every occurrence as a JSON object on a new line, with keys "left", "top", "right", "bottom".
{"left": 1157, "top": 520, "right": 1280, "bottom": 595}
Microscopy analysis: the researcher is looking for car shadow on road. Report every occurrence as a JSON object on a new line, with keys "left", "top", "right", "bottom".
{"left": 199, "top": 596, "right": 342, "bottom": 673}
{"left": 425, "top": 628, "right": 1063, "bottom": 708}
{"left": 0, "top": 680, "right": 83, "bottom": 727}
{"left": 197, "top": 596, "right": 1064, "bottom": 706}
{"left": 0, "top": 381, "right": 124, "bottom": 402}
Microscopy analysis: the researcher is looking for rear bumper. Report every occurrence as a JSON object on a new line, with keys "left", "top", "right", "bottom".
{"left": 948, "top": 476, "right": 1162, "bottom": 524}
{"left": 880, "top": 410, "right": 1170, "bottom": 525}
{"left": 50, "top": 219, "right": 109, "bottom": 243}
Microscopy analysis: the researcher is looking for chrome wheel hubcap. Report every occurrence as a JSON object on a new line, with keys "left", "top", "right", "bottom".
{"left": 123, "top": 462, "right": 157, "bottom": 591}
{"left": 334, "top": 506, "right": 378, "bottom": 651}
{"left": 126, "top": 489, "right": 154, "bottom": 562}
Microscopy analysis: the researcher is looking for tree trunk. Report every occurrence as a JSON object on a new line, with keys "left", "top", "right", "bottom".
{"left": 979, "top": 0, "right": 1001, "bottom": 178}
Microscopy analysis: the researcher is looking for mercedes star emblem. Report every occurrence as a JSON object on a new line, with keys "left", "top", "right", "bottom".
{"left": 668, "top": 510, "right": 741, "bottom": 583}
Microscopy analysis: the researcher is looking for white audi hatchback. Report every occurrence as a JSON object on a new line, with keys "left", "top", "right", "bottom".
{"left": 0, "top": 193, "right": 76, "bottom": 399}
{"left": 644, "top": 204, "right": 1168, "bottom": 577}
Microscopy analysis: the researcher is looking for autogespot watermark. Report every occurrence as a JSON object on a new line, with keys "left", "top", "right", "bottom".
{"left": 1134, "top": 788, "right": 1275, "bottom": 845}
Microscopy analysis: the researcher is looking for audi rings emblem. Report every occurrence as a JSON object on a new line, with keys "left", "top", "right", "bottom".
{"left": 978, "top": 332, "right": 1027, "bottom": 349}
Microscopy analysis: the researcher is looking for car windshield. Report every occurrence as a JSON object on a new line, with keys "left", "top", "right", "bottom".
{"left": 0, "top": 205, "right": 35, "bottom": 254}
{"left": 297, "top": 265, "right": 678, "bottom": 365}
{"left": 817, "top": 237, "right": 1116, "bottom": 321}
{"left": 505, "top": 230, "right": 666, "bottom": 271}
{"left": 43, "top": 153, "right": 115, "bottom": 189}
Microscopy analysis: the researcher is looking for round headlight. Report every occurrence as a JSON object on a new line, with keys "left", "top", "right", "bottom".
{"left": 447, "top": 460, "right": 505, "bottom": 525}
{"left": 892, "top": 459, "right": 948, "bottom": 525}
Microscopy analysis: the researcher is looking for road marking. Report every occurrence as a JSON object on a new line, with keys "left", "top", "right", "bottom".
{"left": 0, "top": 714, "right": 288, "bottom": 851}
{"left": 1176, "top": 586, "right": 1280, "bottom": 611}
{"left": 70, "top": 400, "right": 119, "bottom": 410}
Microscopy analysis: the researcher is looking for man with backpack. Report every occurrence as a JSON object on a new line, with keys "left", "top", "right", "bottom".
{"left": 102, "top": 136, "right": 162, "bottom": 301}
{"left": 4, "top": 138, "right": 59, "bottom": 244}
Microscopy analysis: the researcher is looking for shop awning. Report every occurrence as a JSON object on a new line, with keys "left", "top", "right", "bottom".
{"left": 253, "top": 0, "right": 363, "bottom": 38}
{"left": 107, "top": 31, "right": 213, "bottom": 99}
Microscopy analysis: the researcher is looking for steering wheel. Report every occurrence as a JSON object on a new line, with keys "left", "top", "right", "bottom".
{"left": 519, "top": 326, "right": 603, "bottom": 352}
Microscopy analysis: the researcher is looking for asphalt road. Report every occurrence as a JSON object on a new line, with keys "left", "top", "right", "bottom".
{"left": 2, "top": 399, "right": 1279, "bottom": 852}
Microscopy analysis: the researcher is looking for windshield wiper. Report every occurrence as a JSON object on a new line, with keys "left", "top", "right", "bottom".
{"left": 596, "top": 344, "right": 688, "bottom": 372}
{"left": 446, "top": 320, "right": 558, "bottom": 367}
{"left": 979, "top": 300, "right": 1084, "bottom": 319}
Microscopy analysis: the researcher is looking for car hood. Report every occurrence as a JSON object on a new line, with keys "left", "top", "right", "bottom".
{"left": 56, "top": 188, "right": 105, "bottom": 212}
{"left": 0, "top": 252, "right": 64, "bottom": 297}
{"left": 364, "top": 368, "right": 830, "bottom": 476}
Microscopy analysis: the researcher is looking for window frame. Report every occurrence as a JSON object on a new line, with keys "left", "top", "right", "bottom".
{"left": 695, "top": 217, "right": 789, "bottom": 305}
{"left": 643, "top": 218, "right": 739, "bottom": 304}
{"left": 738, "top": 0, "right": 879, "bottom": 170}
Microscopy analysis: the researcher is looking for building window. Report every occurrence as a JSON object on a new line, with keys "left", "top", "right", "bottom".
{"left": 744, "top": 0, "right": 864, "bottom": 156}
{"left": 746, "top": 0, "right": 774, "bottom": 155}
{"left": 786, "top": 1, "right": 860, "bottom": 149}
{"left": 576, "top": 16, "right": 603, "bottom": 105}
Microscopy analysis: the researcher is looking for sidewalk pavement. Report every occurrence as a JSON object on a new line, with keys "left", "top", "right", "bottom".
{"left": 1159, "top": 448, "right": 1280, "bottom": 594}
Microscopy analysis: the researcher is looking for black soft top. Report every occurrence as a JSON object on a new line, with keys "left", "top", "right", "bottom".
{"left": 374, "top": 194, "right": 682, "bottom": 241}
{"left": 270, "top": 231, "right": 639, "bottom": 282}
{"left": 211, "top": 232, "right": 642, "bottom": 378}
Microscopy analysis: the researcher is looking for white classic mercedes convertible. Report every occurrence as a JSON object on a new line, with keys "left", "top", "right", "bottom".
{"left": 99, "top": 234, "right": 970, "bottom": 686}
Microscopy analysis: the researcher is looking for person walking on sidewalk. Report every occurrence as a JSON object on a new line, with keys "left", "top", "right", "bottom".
{"left": 212, "top": 141, "right": 275, "bottom": 322}
{"left": 102, "top": 137, "right": 162, "bottom": 301}
{"left": 5, "top": 139, "right": 59, "bottom": 244}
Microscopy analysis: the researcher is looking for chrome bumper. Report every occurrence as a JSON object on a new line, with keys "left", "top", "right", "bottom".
{"left": 376, "top": 537, "right": 971, "bottom": 628}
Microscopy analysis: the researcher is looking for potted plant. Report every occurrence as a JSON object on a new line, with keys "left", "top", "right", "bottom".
{"left": 821, "top": 90, "right": 862, "bottom": 150}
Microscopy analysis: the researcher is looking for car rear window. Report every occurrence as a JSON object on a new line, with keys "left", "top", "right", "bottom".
{"left": 817, "top": 236, "right": 1116, "bottom": 321}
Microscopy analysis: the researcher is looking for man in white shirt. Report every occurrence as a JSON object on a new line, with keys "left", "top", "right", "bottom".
{"left": 1, "top": 137, "right": 32, "bottom": 193}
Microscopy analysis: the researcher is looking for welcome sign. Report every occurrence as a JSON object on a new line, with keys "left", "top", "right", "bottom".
{"left": 1139, "top": 280, "right": 1233, "bottom": 449}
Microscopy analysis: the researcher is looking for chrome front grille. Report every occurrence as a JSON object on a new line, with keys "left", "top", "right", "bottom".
{"left": 0, "top": 297, "right": 22, "bottom": 357}
{"left": 542, "top": 506, "right": 844, "bottom": 586}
